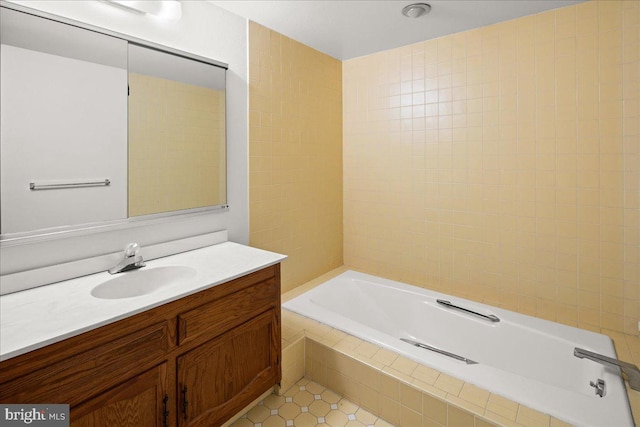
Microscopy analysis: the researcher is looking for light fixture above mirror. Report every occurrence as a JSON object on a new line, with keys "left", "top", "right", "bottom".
{"left": 103, "top": 0, "right": 182, "bottom": 21}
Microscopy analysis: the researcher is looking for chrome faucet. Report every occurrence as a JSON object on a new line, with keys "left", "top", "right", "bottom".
{"left": 574, "top": 347, "right": 640, "bottom": 392}
{"left": 109, "top": 242, "right": 146, "bottom": 274}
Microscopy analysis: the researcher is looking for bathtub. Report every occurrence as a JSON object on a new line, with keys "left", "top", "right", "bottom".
{"left": 283, "top": 270, "right": 634, "bottom": 427}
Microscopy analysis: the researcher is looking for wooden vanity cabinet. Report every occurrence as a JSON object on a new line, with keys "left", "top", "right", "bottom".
{"left": 0, "top": 264, "right": 281, "bottom": 427}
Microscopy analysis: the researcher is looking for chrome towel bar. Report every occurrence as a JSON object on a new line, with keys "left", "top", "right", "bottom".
{"left": 437, "top": 299, "right": 500, "bottom": 323}
{"left": 401, "top": 338, "right": 478, "bottom": 365}
{"left": 29, "top": 179, "right": 111, "bottom": 190}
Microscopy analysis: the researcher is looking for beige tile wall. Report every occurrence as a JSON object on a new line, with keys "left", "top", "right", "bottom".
{"left": 248, "top": 22, "right": 344, "bottom": 293}
{"left": 129, "top": 73, "right": 226, "bottom": 216}
{"left": 343, "top": 1, "right": 640, "bottom": 334}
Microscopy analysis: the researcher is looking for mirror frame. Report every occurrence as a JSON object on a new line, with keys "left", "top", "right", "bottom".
{"left": 0, "top": 2, "right": 229, "bottom": 245}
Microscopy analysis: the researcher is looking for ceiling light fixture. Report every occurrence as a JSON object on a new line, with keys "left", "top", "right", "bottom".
{"left": 401, "top": 3, "right": 431, "bottom": 19}
{"left": 103, "top": 0, "right": 182, "bottom": 21}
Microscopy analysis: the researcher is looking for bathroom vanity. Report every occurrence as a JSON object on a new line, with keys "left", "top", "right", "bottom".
{"left": 0, "top": 243, "right": 286, "bottom": 427}
{"left": 0, "top": 5, "right": 282, "bottom": 424}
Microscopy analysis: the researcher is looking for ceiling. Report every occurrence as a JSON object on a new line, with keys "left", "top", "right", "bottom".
{"left": 208, "top": 0, "right": 585, "bottom": 60}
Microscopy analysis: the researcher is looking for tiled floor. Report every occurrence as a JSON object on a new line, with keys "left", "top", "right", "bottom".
{"left": 231, "top": 378, "right": 395, "bottom": 427}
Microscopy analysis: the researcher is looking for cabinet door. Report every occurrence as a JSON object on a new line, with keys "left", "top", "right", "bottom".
{"left": 71, "top": 363, "right": 169, "bottom": 427}
{"left": 177, "top": 309, "right": 279, "bottom": 427}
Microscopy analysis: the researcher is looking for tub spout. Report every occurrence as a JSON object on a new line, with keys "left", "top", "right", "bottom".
{"left": 574, "top": 347, "right": 640, "bottom": 392}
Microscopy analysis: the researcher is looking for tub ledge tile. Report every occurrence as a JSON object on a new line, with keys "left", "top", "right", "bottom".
{"left": 445, "top": 393, "right": 485, "bottom": 418}
{"left": 515, "top": 404, "right": 551, "bottom": 427}
{"left": 483, "top": 410, "right": 524, "bottom": 427}
{"left": 411, "top": 378, "right": 447, "bottom": 399}
{"left": 433, "top": 373, "right": 465, "bottom": 396}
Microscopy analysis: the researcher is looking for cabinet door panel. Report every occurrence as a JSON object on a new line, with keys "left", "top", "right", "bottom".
{"left": 71, "top": 363, "right": 168, "bottom": 427}
{"left": 0, "top": 321, "right": 170, "bottom": 406}
{"left": 178, "top": 310, "right": 278, "bottom": 427}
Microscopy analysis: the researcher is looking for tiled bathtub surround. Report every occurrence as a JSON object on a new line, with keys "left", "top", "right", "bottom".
{"left": 248, "top": 21, "right": 343, "bottom": 294}
{"left": 280, "top": 267, "right": 640, "bottom": 427}
{"left": 245, "top": 2, "right": 640, "bottom": 424}
{"left": 342, "top": 0, "right": 639, "bottom": 334}
{"left": 247, "top": 0, "right": 640, "bottom": 338}
{"left": 281, "top": 312, "right": 554, "bottom": 427}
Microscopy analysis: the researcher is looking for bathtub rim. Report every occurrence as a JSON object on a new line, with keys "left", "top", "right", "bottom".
{"left": 282, "top": 267, "right": 635, "bottom": 427}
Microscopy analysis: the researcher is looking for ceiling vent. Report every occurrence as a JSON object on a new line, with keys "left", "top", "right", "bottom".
{"left": 401, "top": 3, "right": 432, "bottom": 19}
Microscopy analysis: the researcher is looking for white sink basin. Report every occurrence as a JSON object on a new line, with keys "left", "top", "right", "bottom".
{"left": 91, "top": 266, "right": 196, "bottom": 299}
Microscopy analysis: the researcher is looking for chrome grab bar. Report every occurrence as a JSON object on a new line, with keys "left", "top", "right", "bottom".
{"left": 401, "top": 338, "right": 478, "bottom": 365}
{"left": 574, "top": 347, "right": 640, "bottom": 391}
{"left": 437, "top": 299, "right": 500, "bottom": 323}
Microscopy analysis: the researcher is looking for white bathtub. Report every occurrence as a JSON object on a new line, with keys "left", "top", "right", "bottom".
{"left": 283, "top": 270, "right": 634, "bottom": 427}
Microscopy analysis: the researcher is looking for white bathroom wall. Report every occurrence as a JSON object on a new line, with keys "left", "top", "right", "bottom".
{"left": 0, "top": 1, "right": 248, "bottom": 280}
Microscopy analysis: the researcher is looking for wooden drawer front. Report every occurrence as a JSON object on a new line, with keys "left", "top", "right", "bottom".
{"left": 178, "top": 278, "right": 277, "bottom": 346}
{"left": 0, "top": 321, "right": 170, "bottom": 406}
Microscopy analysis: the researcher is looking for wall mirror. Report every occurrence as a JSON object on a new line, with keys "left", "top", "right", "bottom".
{"left": 0, "top": 6, "right": 227, "bottom": 238}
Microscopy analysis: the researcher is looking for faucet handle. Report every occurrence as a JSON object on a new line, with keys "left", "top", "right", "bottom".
{"left": 124, "top": 242, "right": 141, "bottom": 258}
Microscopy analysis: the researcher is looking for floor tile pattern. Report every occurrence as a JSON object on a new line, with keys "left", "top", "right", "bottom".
{"left": 231, "top": 378, "right": 395, "bottom": 427}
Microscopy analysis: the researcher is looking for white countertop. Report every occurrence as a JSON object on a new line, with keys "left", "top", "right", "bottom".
{"left": 0, "top": 242, "right": 286, "bottom": 361}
